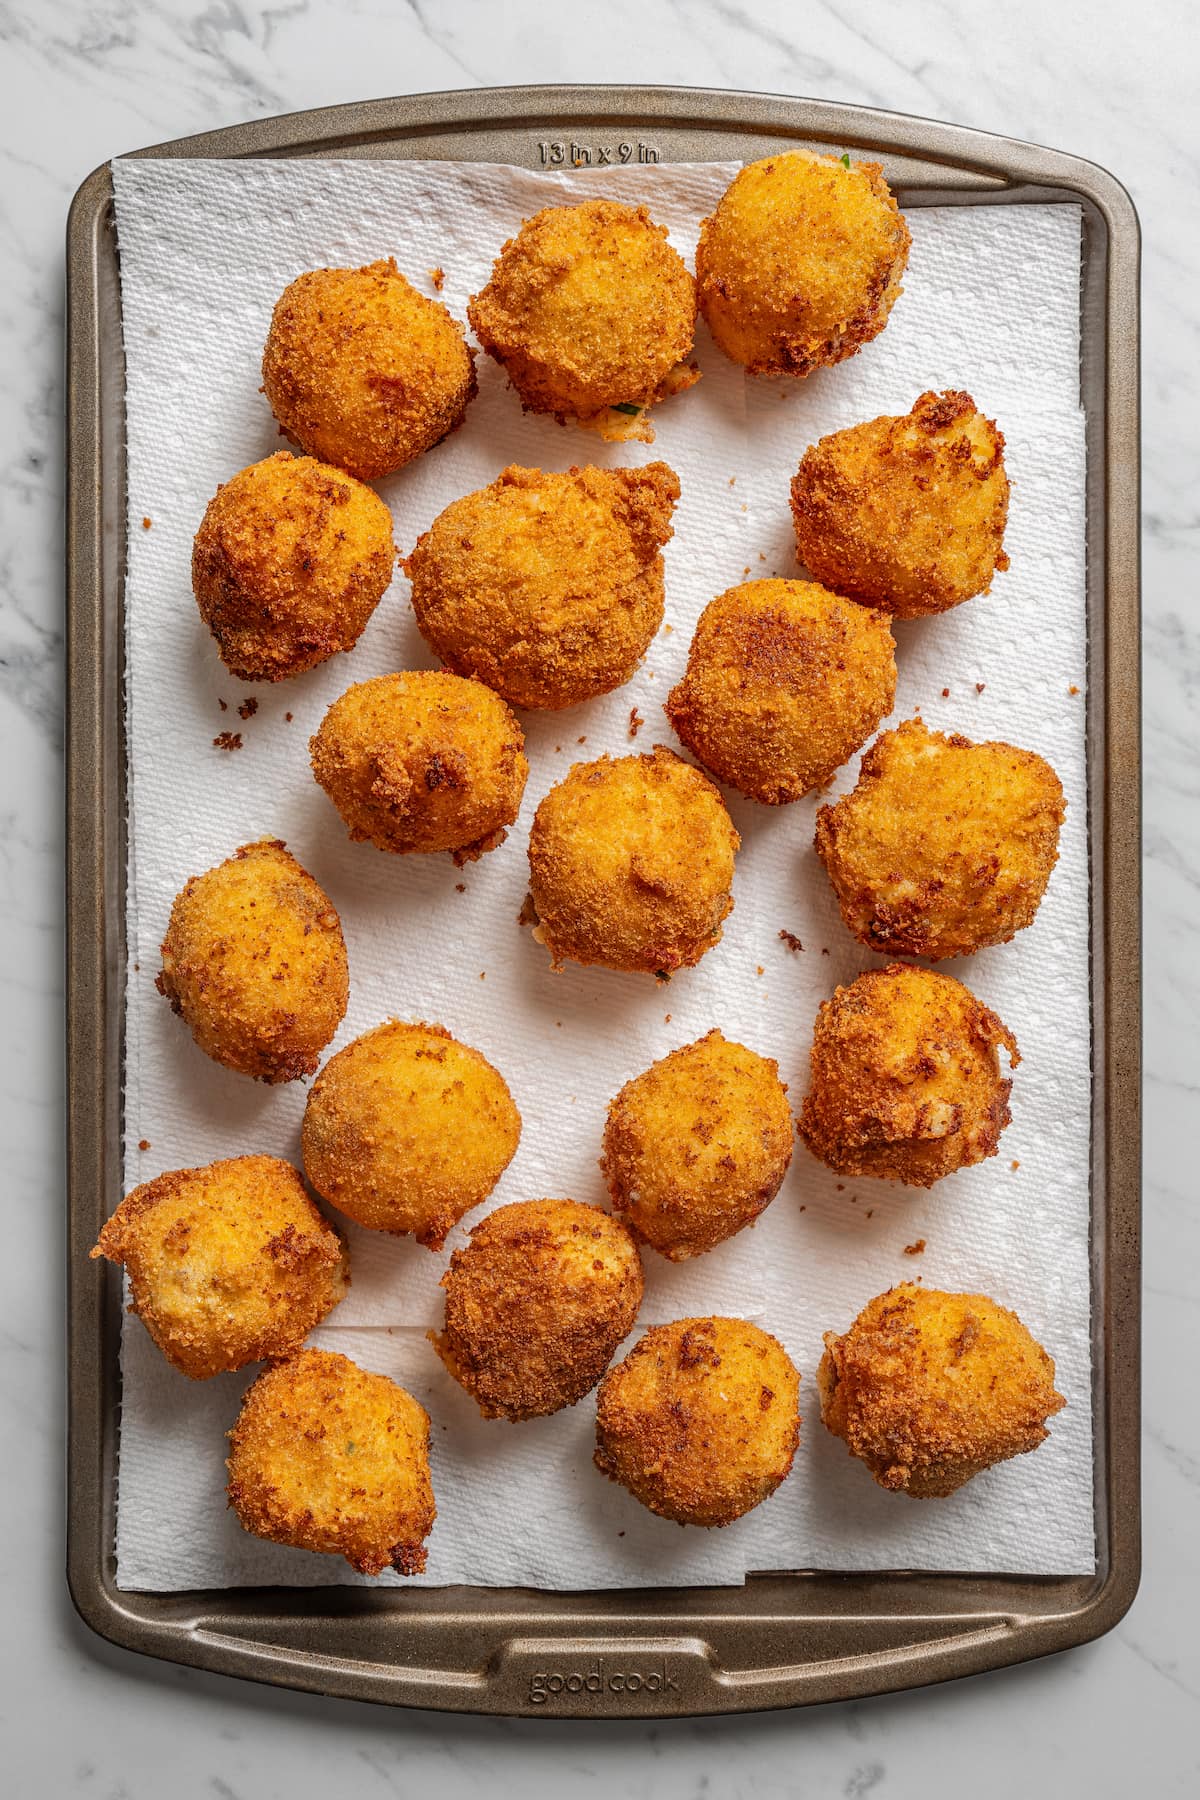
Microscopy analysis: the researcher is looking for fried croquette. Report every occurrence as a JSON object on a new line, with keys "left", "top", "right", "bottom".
{"left": 227, "top": 1349, "right": 435, "bottom": 1575}
{"left": 310, "top": 670, "right": 528, "bottom": 863}
{"left": 798, "top": 964, "right": 1019, "bottom": 1186}
{"left": 467, "top": 199, "right": 698, "bottom": 441}
{"left": 262, "top": 258, "right": 476, "bottom": 481}
{"left": 601, "top": 1031, "right": 793, "bottom": 1260}
{"left": 817, "top": 1283, "right": 1065, "bottom": 1497}
{"left": 301, "top": 1020, "right": 520, "bottom": 1248}
{"left": 405, "top": 462, "right": 679, "bottom": 711}
{"left": 431, "top": 1198, "right": 644, "bottom": 1420}
{"left": 91, "top": 1155, "right": 348, "bottom": 1379}
{"left": 156, "top": 839, "right": 348, "bottom": 1083}
{"left": 594, "top": 1317, "right": 800, "bottom": 1526}
{"left": 191, "top": 452, "right": 395, "bottom": 682}
{"left": 665, "top": 579, "right": 896, "bottom": 803}
{"left": 696, "top": 151, "right": 910, "bottom": 377}
{"left": 526, "top": 745, "right": 739, "bottom": 975}
{"left": 815, "top": 718, "right": 1066, "bottom": 958}
{"left": 791, "top": 390, "right": 1010, "bottom": 615}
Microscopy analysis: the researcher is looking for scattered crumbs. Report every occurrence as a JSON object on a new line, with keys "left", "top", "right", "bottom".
{"left": 284, "top": 711, "right": 293, "bottom": 722}
{"left": 618, "top": 1530, "right": 625, "bottom": 1538}
{"left": 628, "top": 706, "right": 644, "bottom": 737}
{"left": 577, "top": 735, "right": 587, "bottom": 744}
{"left": 915, "top": 1273, "right": 923, "bottom": 1283}
{"left": 664, "top": 1013, "right": 672, "bottom": 1023}
{"left": 743, "top": 566, "right": 751, "bottom": 576}
{"left": 479, "top": 971, "right": 486, "bottom": 981}
{"left": 213, "top": 731, "right": 243, "bottom": 751}
{"left": 779, "top": 929, "right": 803, "bottom": 953}
{"left": 237, "top": 696, "right": 258, "bottom": 720}
{"left": 133, "top": 962, "right": 140, "bottom": 972}
{"left": 756, "top": 965, "right": 764, "bottom": 976}
{"left": 141, "top": 516, "right": 152, "bottom": 530}
{"left": 836, "top": 1184, "right": 844, "bottom": 1192}
{"left": 758, "top": 551, "right": 766, "bottom": 561}
{"left": 517, "top": 893, "right": 538, "bottom": 928}
{"left": 820, "top": 946, "right": 830, "bottom": 956}
{"left": 1069, "top": 684, "right": 1080, "bottom": 696}
{"left": 455, "top": 882, "right": 466, "bottom": 894}
{"left": 903, "top": 1238, "right": 926, "bottom": 1256}
{"left": 555, "top": 1020, "right": 562, "bottom": 1028}
{"left": 941, "top": 687, "right": 950, "bottom": 699}
{"left": 865, "top": 1209, "right": 874, "bottom": 1219}
{"left": 850, "top": 1195, "right": 858, "bottom": 1204}
{"left": 975, "top": 681, "right": 986, "bottom": 694}
{"left": 914, "top": 703, "right": 921, "bottom": 714}
{"left": 739, "top": 502, "right": 747, "bottom": 513}
{"left": 428, "top": 265, "right": 446, "bottom": 291}
{"left": 554, "top": 743, "right": 562, "bottom": 753}
{"left": 663, "top": 622, "right": 673, "bottom": 634}
{"left": 1011, "top": 1159, "right": 1021, "bottom": 1170}
{"left": 138, "top": 1138, "right": 151, "bottom": 1152}
{"left": 218, "top": 698, "right": 228, "bottom": 712}
{"left": 728, "top": 476, "right": 737, "bottom": 488}
{"left": 798, "top": 1204, "right": 806, "bottom": 1213}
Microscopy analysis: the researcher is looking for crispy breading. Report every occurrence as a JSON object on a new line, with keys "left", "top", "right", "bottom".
{"left": 92, "top": 1155, "right": 348, "bottom": 1378}
{"left": 798, "top": 964, "right": 1019, "bottom": 1186}
{"left": 818, "top": 1283, "right": 1065, "bottom": 1497}
{"left": 665, "top": 578, "right": 896, "bottom": 803}
{"left": 468, "top": 199, "right": 698, "bottom": 440}
{"left": 791, "top": 390, "right": 1010, "bottom": 615}
{"left": 594, "top": 1317, "right": 800, "bottom": 1526}
{"left": 601, "top": 1030, "right": 793, "bottom": 1260}
{"left": 301, "top": 1020, "right": 520, "bottom": 1248}
{"left": 405, "top": 462, "right": 679, "bottom": 711}
{"left": 815, "top": 718, "right": 1065, "bottom": 958}
{"left": 262, "top": 258, "right": 476, "bottom": 480}
{"left": 310, "top": 670, "right": 528, "bottom": 862}
{"left": 191, "top": 452, "right": 395, "bottom": 682}
{"left": 526, "top": 745, "right": 739, "bottom": 975}
{"left": 156, "top": 839, "right": 348, "bottom": 1084}
{"left": 431, "top": 1198, "right": 643, "bottom": 1420}
{"left": 227, "top": 1349, "right": 435, "bottom": 1575}
{"left": 696, "top": 151, "right": 910, "bottom": 376}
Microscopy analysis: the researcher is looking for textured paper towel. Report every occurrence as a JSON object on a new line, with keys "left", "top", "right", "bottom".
{"left": 110, "top": 158, "right": 1093, "bottom": 1589}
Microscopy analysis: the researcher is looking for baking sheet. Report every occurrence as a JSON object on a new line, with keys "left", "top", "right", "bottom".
{"left": 109, "top": 156, "right": 1094, "bottom": 1590}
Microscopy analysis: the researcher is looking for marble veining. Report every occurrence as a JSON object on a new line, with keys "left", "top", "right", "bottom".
{"left": 1, "top": 0, "right": 1195, "bottom": 1794}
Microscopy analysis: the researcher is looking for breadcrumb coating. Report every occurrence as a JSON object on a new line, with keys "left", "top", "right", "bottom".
{"left": 191, "top": 452, "right": 395, "bottom": 682}
{"left": 595, "top": 1316, "right": 801, "bottom": 1526}
{"left": 601, "top": 1030, "right": 793, "bottom": 1260}
{"left": 310, "top": 670, "right": 528, "bottom": 862}
{"left": 405, "top": 462, "right": 679, "bottom": 710}
{"left": 815, "top": 718, "right": 1065, "bottom": 958}
{"left": 665, "top": 578, "right": 897, "bottom": 803}
{"left": 227, "top": 1349, "right": 435, "bottom": 1575}
{"left": 526, "top": 745, "right": 739, "bottom": 975}
{"left": 431, "top": 1198, "right": 643, "bottom": 1420}
{"left": 262, "top": 259, "right": 476, "bottom": 480}
{"left": 696, "top": 151, "right": 910, "bottom": 376}
{"left": 798, "top": 964, "right": 1019, "bottom": 1186}
{"left": 92, "top": 1155, "right": 348, "bottom": 1378}
{"left": 156, "top": 839, "right": 348, "bottom": 1084}
{"left": 791, "top": 390, "right": 1010, "bottom": 616}
{"left": 301, "top": 1020, "right": 521, "bottom": 1248}
{"left": 468, "top": 199, "right": 698, "bottom": 439}
{"left": 818, "top": 1283, "right": 1065, "bottom": 1497}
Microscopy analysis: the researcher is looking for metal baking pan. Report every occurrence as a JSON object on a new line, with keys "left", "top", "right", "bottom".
{"left": 65, "top": 85, "right": 1141, "bottom": 1716}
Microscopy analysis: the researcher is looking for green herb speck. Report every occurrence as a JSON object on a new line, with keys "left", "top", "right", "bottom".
{"left": 840, "top": 152, "right": 851, "bottom": 169}
{"left": 611, "top": 402, "right": 642, "bottom": 416}
{"left": 345, "top": 1441, "right": 357, "bottom": 1455}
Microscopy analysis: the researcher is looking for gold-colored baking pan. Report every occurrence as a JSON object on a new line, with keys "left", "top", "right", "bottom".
{"left": 66, "top": 85, "right": 1141, "bottom": 1716}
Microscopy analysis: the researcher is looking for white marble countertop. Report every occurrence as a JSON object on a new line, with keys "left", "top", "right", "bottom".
{"left": 1, "top": 1, "right": 1194, "bottom": 1793}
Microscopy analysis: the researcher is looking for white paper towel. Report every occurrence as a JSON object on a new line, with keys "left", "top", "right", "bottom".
{"left": 110, "top": 157, "right": 1093, "bottom": 1589}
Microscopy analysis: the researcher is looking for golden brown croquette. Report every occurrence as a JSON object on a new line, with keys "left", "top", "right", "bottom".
{"left": 156, "top": 839, "right": 348, "bottom": 1084}
{"left": 815, "top": 719, "right": 1065, "bottom": 958}
{"left": 191, "top": 452, "right": 395, "bottom": 682}
{"left": 696, "top": 151, "right": 910, "bottom": 376}
{"left": 790, "top": 391, "right": 1010, "bottom": 616}
{"left": 601, "top": 1031, "right": 793, "bottom": 1260}
{"left": 91, "top": 1155, "right": 348, "bottom": 1378}
{"left": 405, "top": 462, "right": 679, "bottom": 711}
{"left": 526, "top": 746, "right": 739, "bottom": 975}
{"left": 594, "top": 1316, "right": 801, "bottom": 1526}
{"left": 798, "top": 964, "right": 1019, "bottom": 1186}
{"left": 262, "top": 259, "right": 476, "bottom": 480}
{"left": 310, "top": 670, "right": 528, "bottom": 863}
{"left": 227, "top": 1349, "right": 435, "bottom": 1575}
{"left": 817, "top": 1283, "right": 1065, "bottom": 1497}
{"left": 431, "top": 1198, "right": 644, "bottom": 1420}
{"left": 468, "top": 199, "right": 698, "bottom": 440}
{"left": 665, "top": 579, "right": 896, "bottom": 803}
{"left": 301, "top": 1020, "right": 521, "bottom": 1248}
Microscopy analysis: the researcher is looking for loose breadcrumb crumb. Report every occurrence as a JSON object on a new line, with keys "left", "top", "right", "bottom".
{"left": 779, "top": 929, "right": 803, "bottom": 953}
{"left": 941, "top": 687, "right": 950, "bottom": 698}
{"left": 1011, "top": 1159, "right": 1021, "bottom": 1170}
{"left": 455, "top": 883, "right": 466, "bottom": 894}
{"left": 976, "top": 682, "right": 986, "bottom": 693}
{"left": 1069, "top": 685, "right": 1079, "bottom": 696}
{"left": 142, "top": 516, "right": 152, "bottom": 530}
{"left": 428, "top": 266, "right": 446, "bottom": 291}
{"left": 903, "top": 1238, "right": 926, "bottom": 1255}
{"left": 628, "top": 707, "right": 644, "bottom": 737}
{"left": 213, "top": 731, "right": 243, "bottom": 751}
{"left": 237, "top": 697, "right": 258, "bottom": 720}
{"left": 218, "top": 699, "right": 228, "bottom": 712}
{"left": 138, "top": 1138, "right": 151, "bottom": 1151}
